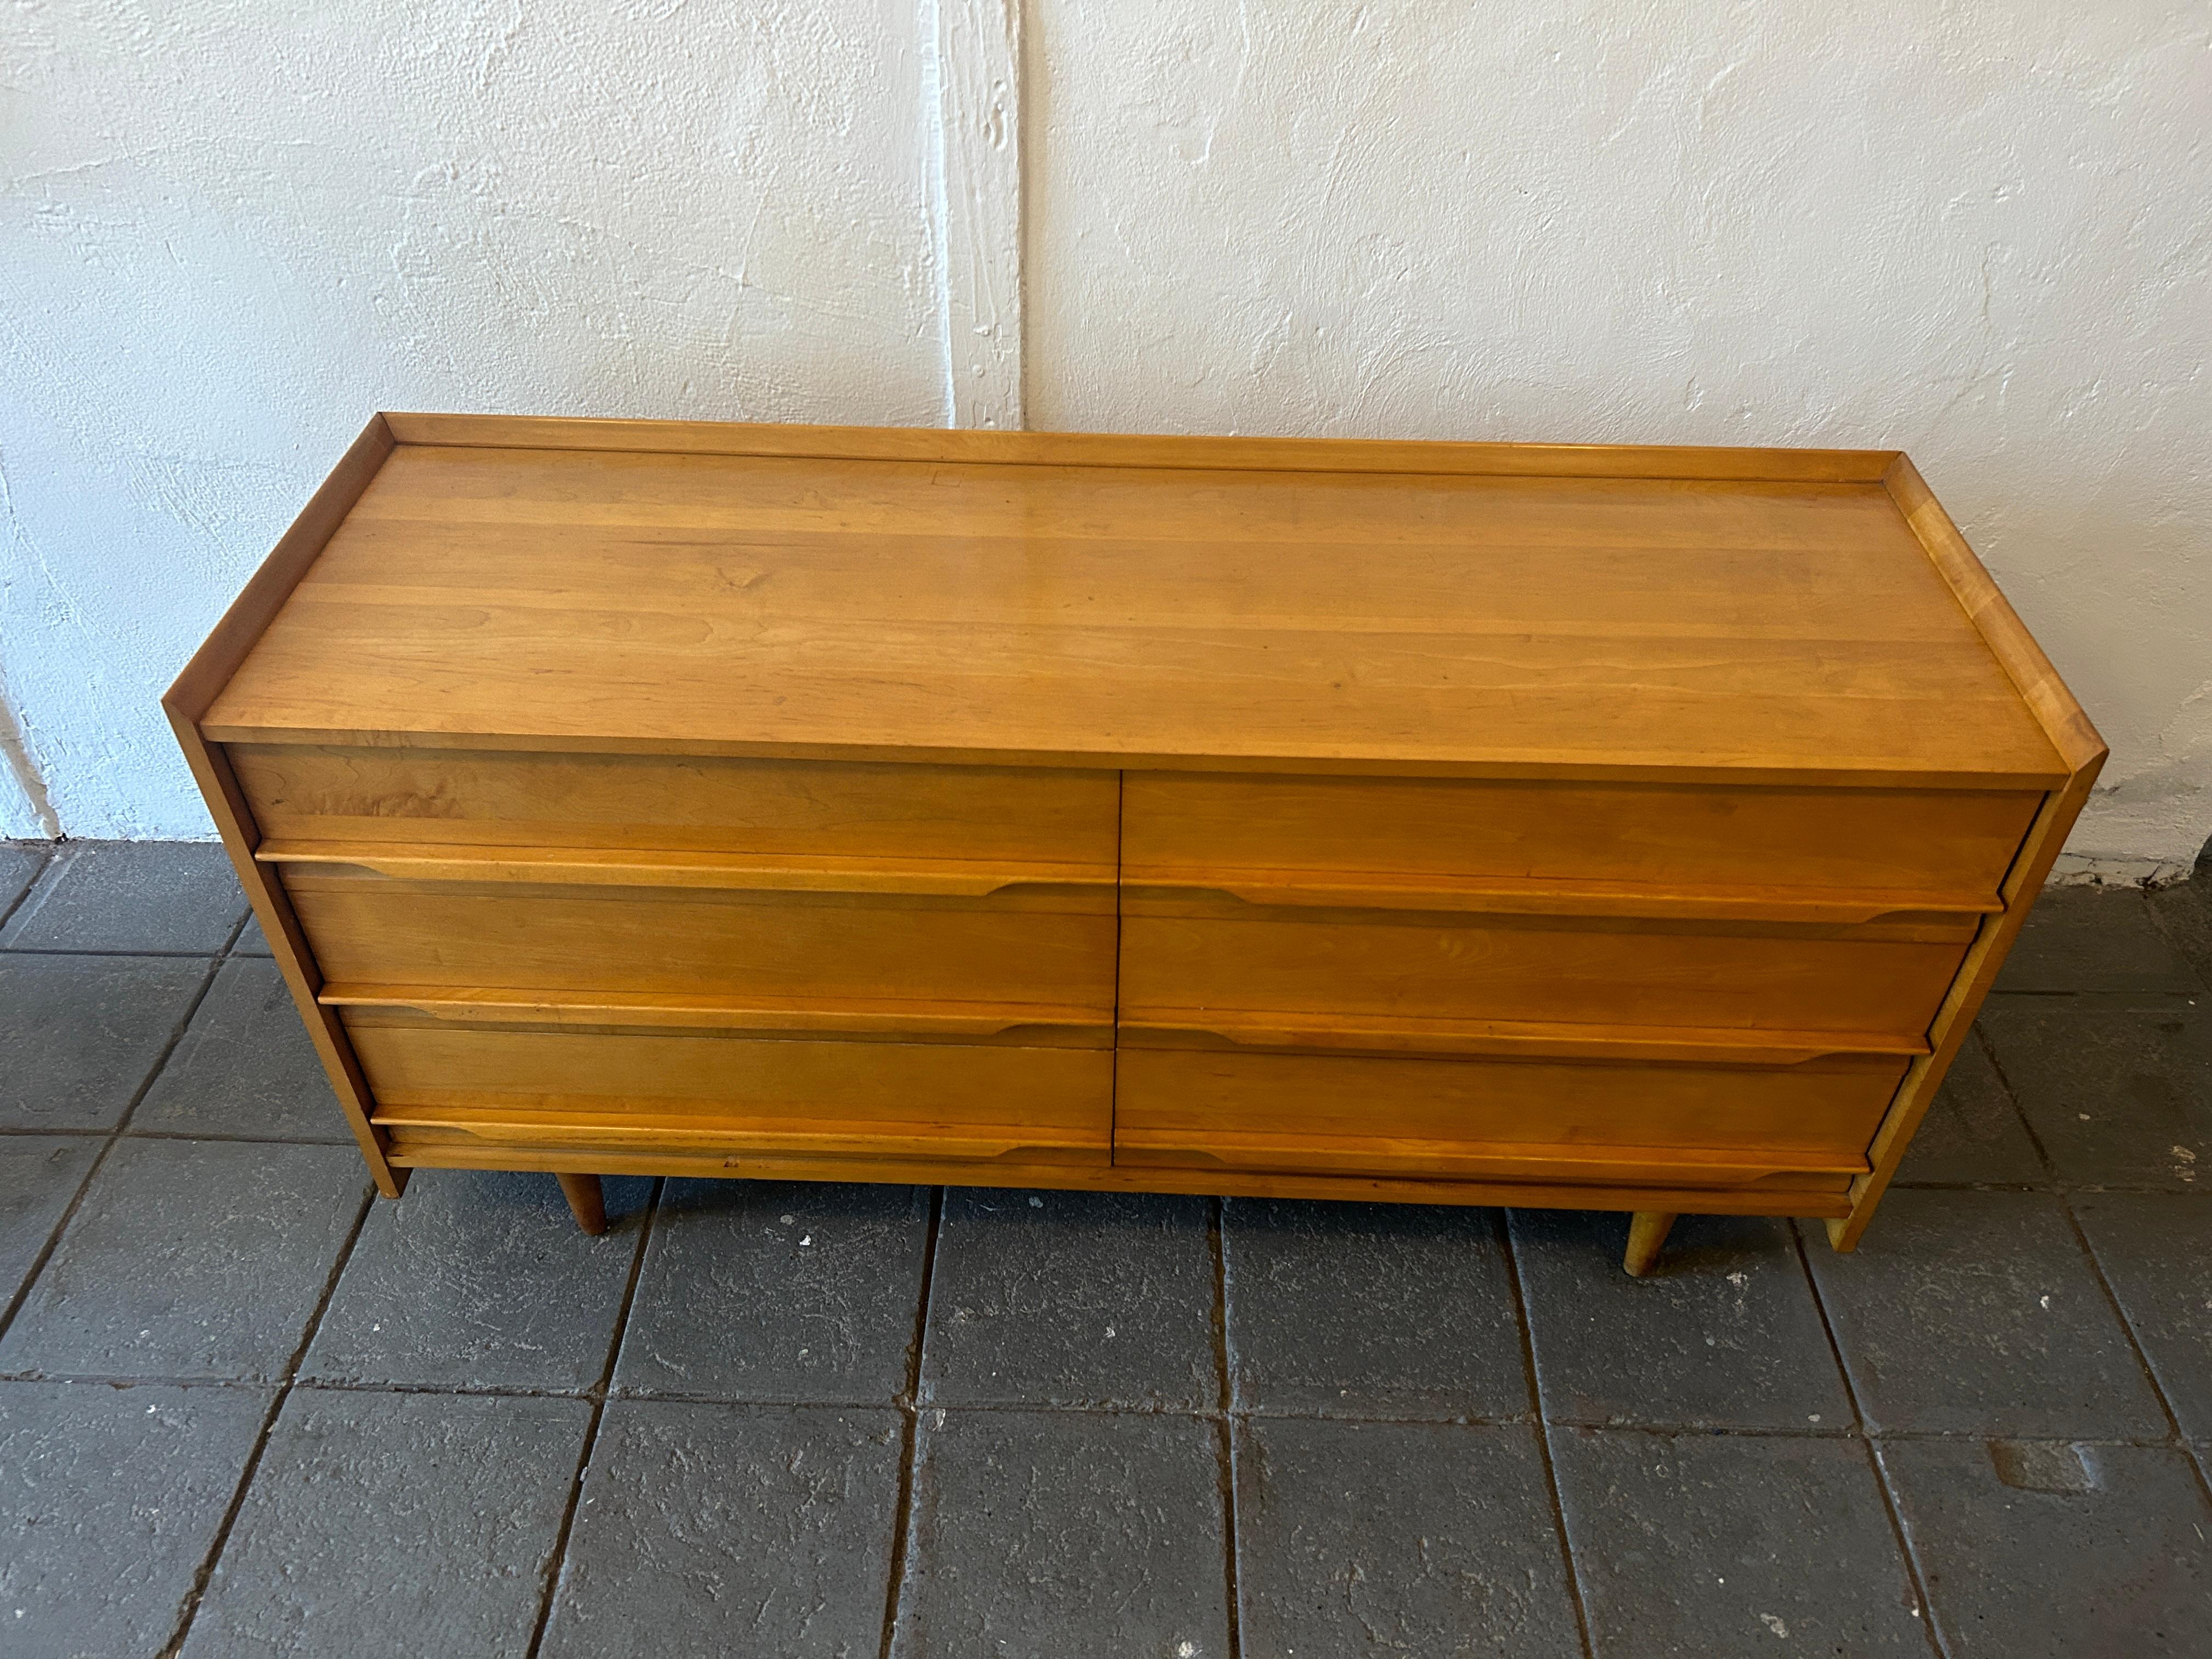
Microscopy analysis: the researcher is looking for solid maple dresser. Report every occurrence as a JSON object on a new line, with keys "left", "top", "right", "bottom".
{"left": 167, "top": 415, "right": 2102, "bottom": 1274}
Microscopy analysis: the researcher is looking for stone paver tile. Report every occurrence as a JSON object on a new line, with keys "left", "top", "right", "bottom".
{"left": 2074, "top": 1193, "right": 2212, "bottom": 1441}
{"left": 234, "top": 912, "right": 273, "bottom": 956}
{"left": 0, "top": 1379, "right": 270, "bottom": 1659}
{"left": 2147, "top": 876, "right": 2212, "bottom": 991}
{"left": 303, "top": 1168, "right": 650, "bottom": 1392}
{"left": 1996, "top": 885, "right": 2203, "bottom": 995}
{"left": 1801, "top": 1189, "right": 2165, "bottom": 1437}
{"left": 0, "top": 954, "right": 208, "bottom": 1130}
{"left": 0, "top": 1139, "right": 368, "bottom": 1382}
{"left": 0, "top": 840, "right": 246, "bottom": 953}
{"left": 891, "top": 1408, "right": 1227, "bottom": 1659}
{"left": 616, "top": 1179, "right": 927, "bottom": 1403}
{"left": 0, "top": 1137, "right": 100, "bottom": 1311}
{"left": 922, "top": 1189, "right": 1215, "bottom": 1409}
{"left": 541, "top": 1400, "right": 901, "bottom": 1659}
{"left": 1514, "top": 1210, "right": 1852, "bottom": 1430}
{"left": 1226, "top": 1197, "right": 1528, "bottom": 1421}
{"left": 1237, "top": 1417, "right": 1580, "bottom": 1657}
{"left": 1882, "top": 1438, "right": 2212, "bottom": 1658}
{"left": 0, "top": 841, "right": 48, "bottom": 919}
{"left": 180, "top": 1389, "right": 588, "bottom": 1659}
{"left": 1895, "top": 1032, "right": 2047, "bottom": 1187}
{"left": 1980, "top": 997, "right": 2212, "bottom": 1190}
{"left": 134, "top": 958, "right": 347, "bottom": 1141}
{"left": 1553, "top": 1426, "right": 1930, "bottom": 1655}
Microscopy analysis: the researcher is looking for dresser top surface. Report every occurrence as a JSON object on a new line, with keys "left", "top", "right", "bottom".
{"left": 200, "top": 419, "right": 2078, "bottom": 785}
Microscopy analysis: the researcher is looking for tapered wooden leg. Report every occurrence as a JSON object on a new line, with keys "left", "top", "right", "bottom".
{"left": 556, "top": 1173, "right": 608, "bottom": 1236}
{"left": 1623, "top": 1211, "right": 1677, "bottom": 1277}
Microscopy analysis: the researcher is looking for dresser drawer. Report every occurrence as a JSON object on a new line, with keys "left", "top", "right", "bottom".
{"left": 1115, "top": 1048, "right": 1899, "bottom": 1187}
{"left": 278, "top": 861, "right": 1116, "bottom": 1017}
{"left": 1119, "top": 898, "right": 1973, "bottom": 1049}
{"left": 348, "top": 1011, "right": 1110, "bottom": 1166}
{"left": 1124, "top": 773, "right": 2038, "bottom": 912}
{"left": 230, "top": 744, "right": 1118, "bottom": 871}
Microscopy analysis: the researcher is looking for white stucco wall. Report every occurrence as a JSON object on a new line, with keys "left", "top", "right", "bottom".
{"left": 4, "top": 1, "right": 2208, "bottom": 877}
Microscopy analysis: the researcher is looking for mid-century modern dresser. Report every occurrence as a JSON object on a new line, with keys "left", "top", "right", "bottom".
{"left": 167, "top": 415, "right": 2101, "bottom": 1274}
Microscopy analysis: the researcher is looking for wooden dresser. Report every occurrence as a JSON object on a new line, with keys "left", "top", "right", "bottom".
{"left": 167, "top": 416, "right": 2102, "bottom": 1273}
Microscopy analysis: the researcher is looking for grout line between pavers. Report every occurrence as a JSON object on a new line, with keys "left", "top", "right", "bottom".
{"left": 1790, "top": 1219, "right": 1949, "bottom": 1659}
{"left": 877, "top": 1184, "right": 945, "bottom": 1659}
{"left": 523, "top": 1175, "right": 665, "bottom": 1659}
{"left": 1210, "top": 1195, "right": 1243, "bottom": 1659}
{"left": 2056, "top": 1192, "right": 2212, "bottom": 1513}
{"left": 1498, "top": 1210, "right": 1599, "bottom": 1659}
{"left": 156, "top": 1182, "right": 379, "bottom": 1659}
{"left": 0, "top": 843, "right": 54, "bottom": 935}
{"left": 0, "top": 952, "right": 227, "bottom": 1350}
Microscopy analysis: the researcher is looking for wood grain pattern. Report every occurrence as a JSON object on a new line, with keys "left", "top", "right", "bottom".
{"left": 279, "top": 863, "right": 1116, "bottom": 1015}
{"left": 203, "top": 441, "right": 2064, "bottom": 783}
{"left": 1113, "top": 1047, "right": 1899, "bottom": 1186}
{"left": 1120, "top": 901, "right": 1975, "bottom": 1047}
{"left": 230, "top": 744, "right": 1118, "bottom": 869}
{"left": 348, "top": 1014, "right": 1110, "bottom": 1164}
{"left": 1123, "top": 773, "right": 2038, "bottom": 911}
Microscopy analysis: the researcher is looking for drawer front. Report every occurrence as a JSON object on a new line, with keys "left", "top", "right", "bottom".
{"left": 1119, "top": 901, "right": 1972, "bottom": 1046}
{"left": 1115, "top": 1047, "right": 1899, "bottom": 1187}
{"left": 230, "top": 744, "right": 1118, "bottom": 870}
{"left": 1124, "top": 773, "right": 2038, "bottom": 907}
{"left": 349, "top": 1012, "right": 1109, "bottom": 1166}
{"left": 282, "top": 864, "right": 1116, "bottom": 1014}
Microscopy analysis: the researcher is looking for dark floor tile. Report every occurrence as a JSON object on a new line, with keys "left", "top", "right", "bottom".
{"left": 2074, "top": 1194, "right": 2212, "bottom": 1441}
{"left": 0, "top": 1138, "right": 367, "bottom": 1381}
{"left": 0, "top": 840, "right": 246, "bottom": 953}
{"left": 303, "top": 1168, "right": 650, "bottom": 1392}
{"left": 1981, "top": 997, "right": 2212, "bottom": 1190}
{"left": 234, "top": 911, "right": 273, "bottom": 955}
{"left": 1224, "top": 1198, "right": 1528, "bottom": 1422}
{"left": 0, "top": 1379, "right": 270, "bottom": 1659}
{"left": 2148, "top": 875, "right": 2212, "bottom": 990}
{"left": 0, "top": 954, "right": 208, "bottom": 1130}
{"left": 1881, "top": 1438, "right": 2212, "bottom": 1657}
{"left": 1236, "top": 1417, "right": 1579, "bottom": 1657}
{"left": 1802, "top": 1189, "right": 2166, "bottom": 1437}
{"left": 133, "top": 958, "right": 346, "bottom": 1141}
{"left": 891, "top": 1408, "right": 1227, "bottom": 1659}
{"left": 180, "top": 1389, "right": 589, "bottom": 1659}
{"left": 1514, "top": 1210, "right": 1850, "bottom": 1430}
{"left": 541, "top": 1400, "right": 902, "bottom": 1659}
{"left": 1553, "top": 1427, "right": 1929, "bottom": 1655}
{"left": 0, "top": 840, "right": 48, "bottom": 918}
{"left": 921, "top": 1188, "right": 1215, "bottom": 1409}
{"left": 1996, "top": 884, "right": 2204, "bottom": 994}
{"left": 1895, "top": 1031, "right": 2047, "bottom": 1186}
{"left": 615, "top": 1179, "right": 927, "bottom": 1403}
{"left": 0, "top": 1137, "right": 99, "bottom": 1310}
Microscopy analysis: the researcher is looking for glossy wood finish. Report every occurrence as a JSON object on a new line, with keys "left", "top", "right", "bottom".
{"left": 168, "top": 415, "right": 2104, "bottom": 1255}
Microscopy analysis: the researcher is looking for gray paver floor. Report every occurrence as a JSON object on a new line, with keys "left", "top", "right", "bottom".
{"left": 3, "top": 840, "right": 2210, "bottom": 1657}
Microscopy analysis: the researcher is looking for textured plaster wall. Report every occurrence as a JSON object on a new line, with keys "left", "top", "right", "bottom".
{"left": 1031, "top": 0, "right": 2212, "bottom": 879}
{"left": 4, "top": 1, "right": 2208, "bottom": 875}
